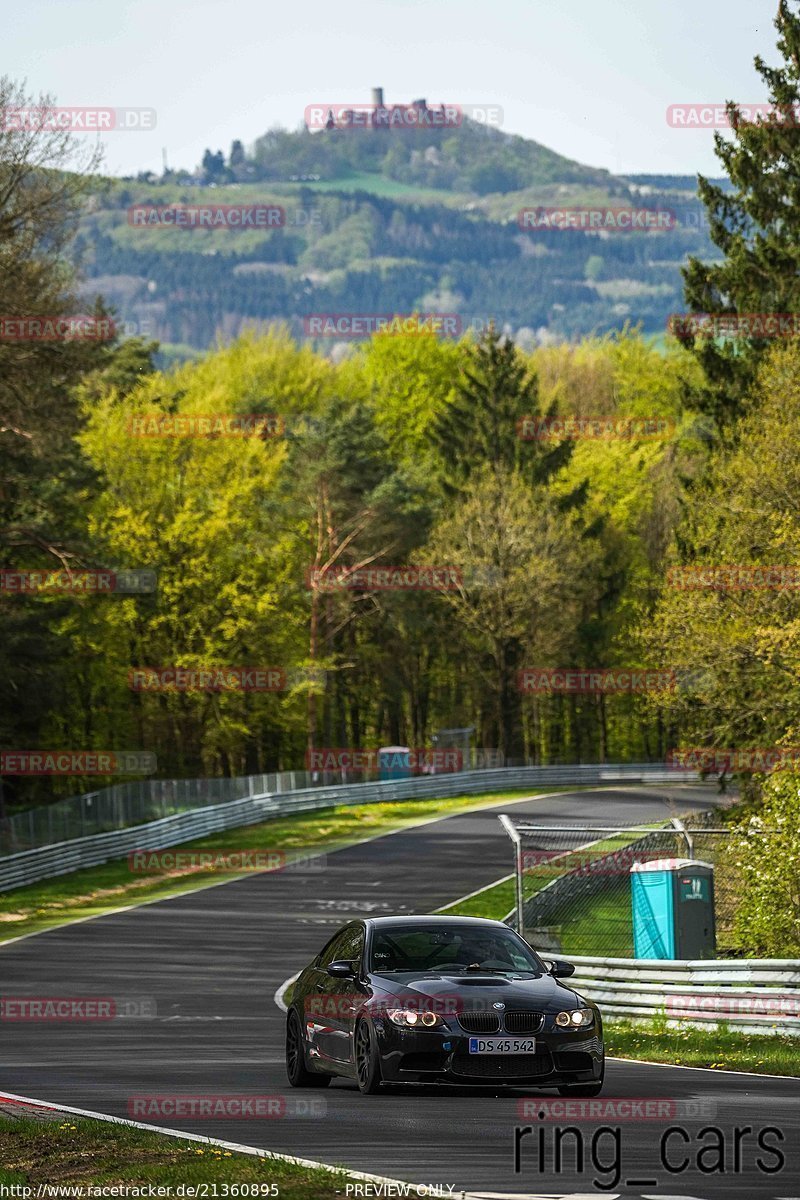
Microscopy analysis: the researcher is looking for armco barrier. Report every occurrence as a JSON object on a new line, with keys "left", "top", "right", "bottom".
{"left": 0, "top": 763, "right": 697, "bottom": 891}
{"left": 568, "top": 954, "right": 800, "bottom": 1037}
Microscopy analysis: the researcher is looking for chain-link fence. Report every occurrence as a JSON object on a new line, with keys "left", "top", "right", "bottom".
{"left": 501, "top": 814, "right": 743, "bottom": 958}
{"left": 0, "top": 772, "right": 307, "bottom": 856}
{"left": 0, "top": 753, "right": 512, "bottom": 856}
{"left": 1, "top": 758, "right": 693, "bottom": 859}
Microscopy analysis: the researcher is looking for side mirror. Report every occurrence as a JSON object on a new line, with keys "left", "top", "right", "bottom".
{"left": 548, "top": 958, "right": 575, "bottom": 979}
{"left": 327, "top": 959, "right": 356, "bottom": 979}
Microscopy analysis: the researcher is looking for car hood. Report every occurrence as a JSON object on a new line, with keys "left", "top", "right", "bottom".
{"left": 370, "top": 971, "right": 585, "bottom": 1011}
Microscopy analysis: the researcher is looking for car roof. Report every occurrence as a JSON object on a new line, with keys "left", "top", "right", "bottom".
{"left": 362, "top": 915, "right": 511, "bottom": 930}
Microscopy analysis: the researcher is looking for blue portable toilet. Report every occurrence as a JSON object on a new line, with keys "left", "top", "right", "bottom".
{"left": 378, "top": 746, "right": 411, "bottom": 780}
{"left": 631, "top": 859, "right": 716, "bottom": 959}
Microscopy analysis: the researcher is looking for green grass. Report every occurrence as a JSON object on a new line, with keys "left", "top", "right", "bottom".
{"left": 557, "top": 888, "right": 633, "bottom": 956}
{"left": 0, "top": 789, "right": 556, "bottom": 944}
{"left": 606, "top": 1017, "right": 800, "bottom": 1076}
{"left": 278, "top": 171, "right": 461, "bottom": 203}
{"left": 437, "top": 826, "right": 656, "bottom": 940}
{"left": 437, "top": 874, "right": 516, "bottom": 920}
{"left": 0, "top": 1113, "right": 355, "bottom": 1195}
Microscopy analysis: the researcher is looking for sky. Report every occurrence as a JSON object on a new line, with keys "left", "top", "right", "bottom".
{"left": 5, "top": 0, "right": 785, "bottom": 179}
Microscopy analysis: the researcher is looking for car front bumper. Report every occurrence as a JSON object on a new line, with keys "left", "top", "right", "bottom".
{"left": 371, "top": 1017, "right": 604, "bottom": 1086}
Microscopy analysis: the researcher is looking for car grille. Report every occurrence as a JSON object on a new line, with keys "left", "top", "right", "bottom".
{"left": 452, "top": 1049, "right": 553, "bottom": 1079}
{"left": 457, "top": 1012, "right": 502, "bottom": 1034}
{"left": 504, "top": 1010, "right": 544, "bottom": 1034}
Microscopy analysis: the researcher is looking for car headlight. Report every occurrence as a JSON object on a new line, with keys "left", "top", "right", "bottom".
{"left": 555, "top": 1007, "right": 593, "bottom": 1029}
{"left": 386, "top": 1008, "right": 443, "bottom": 1029}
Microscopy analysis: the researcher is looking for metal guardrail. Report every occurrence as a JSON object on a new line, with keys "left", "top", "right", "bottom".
{"left": 0, "top": 771, "right": 313, "bottom": 856}
{"left": 0, "top": 762, "right": 699, "bottom": 892}
{"left": 569, "top": 954, "right": 800, "bottom": 1037}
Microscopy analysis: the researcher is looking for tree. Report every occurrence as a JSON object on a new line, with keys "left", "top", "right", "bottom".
{"left": 725, "top": 770, "right": 800, "bottom": 954}
{"left": 426, "top": 466, "right": 596, "bottom": 760}
{"left": 431, "top": 324, "right": 570, "bottom": 493}
{"left": 0, "top": 78, "right": 114, "bottom": 811}
{"left": 680, "top": 1, "right": 800, "bottom": 425}
{"left": 201, "top": 148, "right": 226, "bottom": 183}
{"left": 78, "top": 331, "right": 333, "bottom": 778}
{"left": 647, "top": 340, "right": 800, "bottom": 760}
{"left": 282, "top": 396, "right": 432, "bottom": 759}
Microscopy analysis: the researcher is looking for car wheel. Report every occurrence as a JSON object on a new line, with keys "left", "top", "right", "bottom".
{"left": 286, "top": 1010, "right": 331, "bottom": 1088}
{"left": 354, "top": 1018, "right": 383, "bottom": 1095}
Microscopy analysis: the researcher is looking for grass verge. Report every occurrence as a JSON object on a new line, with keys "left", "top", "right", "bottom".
{"left": 436, "top": 826, "right": 657, "bottom": 932}
{"left": 0, "top": 1112, "right": 354, "bottom": 1195}
{"left": 0, "top": 789, "right": 559, "bottom": 944}
{"left": 437, "top": 874, "right": 516, "bottom": 920}
{"left": 606, "top": 1017, "right": 800, "bottom": 1076}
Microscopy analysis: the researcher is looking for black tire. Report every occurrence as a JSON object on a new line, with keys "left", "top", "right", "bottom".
{"left": 354, "top": 1018, "right": 383, "bottom": 1095}
{"left": 558, "top": 1062, "right": 604, "bottom": 1097}
{"left": 286, "top": 1010, "right": 331, "bottom": 1088}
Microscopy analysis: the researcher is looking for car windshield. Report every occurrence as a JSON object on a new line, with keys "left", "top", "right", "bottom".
{"left": 368, "top": 923, "right": 543, "bottom": 975}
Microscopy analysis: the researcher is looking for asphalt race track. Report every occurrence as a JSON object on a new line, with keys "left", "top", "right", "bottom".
{"left": 2, "top": 785, "right": 799, "bottom": 1198}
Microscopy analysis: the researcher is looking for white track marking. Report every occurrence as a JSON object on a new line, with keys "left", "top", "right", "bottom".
{"left": 608, "top": 1054, "right": 797, "bottom": 1081}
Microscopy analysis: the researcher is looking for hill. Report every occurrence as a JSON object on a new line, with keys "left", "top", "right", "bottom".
{"left": 75, "top": 105, "right": 719, "bottom": 360}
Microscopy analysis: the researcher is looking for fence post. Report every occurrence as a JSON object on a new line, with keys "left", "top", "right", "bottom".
{"left": 499, "top": 814, "right": 524, "bottom": 936}
{"left": 671, "top": 816, "right": 693, "bottom": 857}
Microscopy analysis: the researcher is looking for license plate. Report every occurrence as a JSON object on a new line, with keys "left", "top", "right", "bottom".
{"left": 468, "top": 1037, "right": 536, "bottom": 1054}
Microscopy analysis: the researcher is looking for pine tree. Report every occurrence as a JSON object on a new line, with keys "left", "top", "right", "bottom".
{"left": 432, "top": 324, "right": 570, "bottom": 492}
{"left": 681, "top": 1, "right": 800, "bottom": 425}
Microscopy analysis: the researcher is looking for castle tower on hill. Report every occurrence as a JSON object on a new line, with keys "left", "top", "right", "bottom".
{"left": 322, "top": 90, "right": 442, "bottom": 132}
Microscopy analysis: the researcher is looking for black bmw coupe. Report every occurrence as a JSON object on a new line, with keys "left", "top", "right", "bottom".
{"left": 285, "top": 915, "right": 604, "bottom": 1095}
